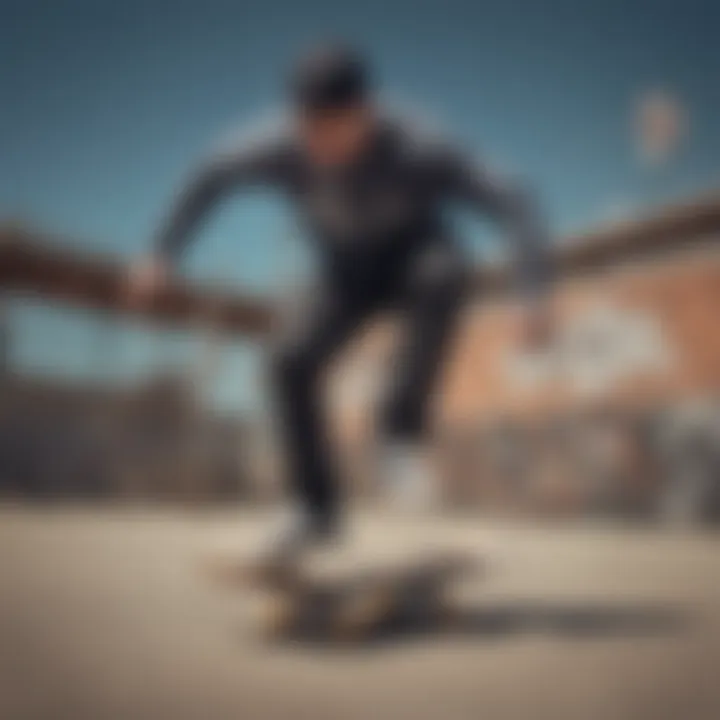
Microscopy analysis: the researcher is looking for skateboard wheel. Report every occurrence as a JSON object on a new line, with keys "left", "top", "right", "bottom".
{"left": 335, "top": 587, "right": 395, "bottom": 640}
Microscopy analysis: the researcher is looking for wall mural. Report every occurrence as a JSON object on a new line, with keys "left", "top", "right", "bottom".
{"left": 506, "top": 301, "right": 676, "bottom": 397}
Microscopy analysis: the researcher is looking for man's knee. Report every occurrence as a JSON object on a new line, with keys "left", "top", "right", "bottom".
{"left": 410, "top": 246, "right": 470, "bottom": 305}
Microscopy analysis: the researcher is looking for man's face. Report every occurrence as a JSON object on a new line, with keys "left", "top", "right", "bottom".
{"left": 297, "top": 103, "right": 374, "bottom": 167}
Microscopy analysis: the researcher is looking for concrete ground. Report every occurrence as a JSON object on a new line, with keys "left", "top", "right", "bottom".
{"left": 0, "top": 505, "right": 718, "bottom": 720}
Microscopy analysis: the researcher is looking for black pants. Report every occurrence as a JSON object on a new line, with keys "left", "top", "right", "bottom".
{"left": 268, "top": 239, "right": 469, "bottom": 527}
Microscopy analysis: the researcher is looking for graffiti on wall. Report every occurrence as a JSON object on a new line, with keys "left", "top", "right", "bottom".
{"left": 506, "top": 302, "right": 676, "bottom": 397}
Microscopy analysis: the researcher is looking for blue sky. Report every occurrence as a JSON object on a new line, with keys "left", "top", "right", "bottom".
{"left": 1, "top": 0, "right": 718, "bottom": 411}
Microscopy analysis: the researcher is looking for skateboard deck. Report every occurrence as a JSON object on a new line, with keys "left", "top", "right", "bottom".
{"left": 207, "top": 550, "right": 482, "bottom": 643}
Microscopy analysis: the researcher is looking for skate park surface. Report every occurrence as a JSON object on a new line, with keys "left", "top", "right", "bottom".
{"left": 0, "top": 505, "right": 718, "bottom": 720}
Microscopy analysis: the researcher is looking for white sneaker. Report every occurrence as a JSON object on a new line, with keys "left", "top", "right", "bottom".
{"left": 254, "top": 507, "right": 336, "bottom": 569}
{"left": 378, "top": 443, "right": 439, "bottom": 513}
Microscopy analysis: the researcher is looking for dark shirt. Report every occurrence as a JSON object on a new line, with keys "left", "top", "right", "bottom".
{"left": 155, "top": 114, "right": 552, "bottom": 297}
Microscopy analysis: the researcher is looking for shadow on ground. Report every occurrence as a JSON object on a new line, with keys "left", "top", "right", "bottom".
{"left": 444, "top": 601, "right": 689, "bottom": 639}
{"left": 242, "top": 600, "right": 692, "bottom": 650}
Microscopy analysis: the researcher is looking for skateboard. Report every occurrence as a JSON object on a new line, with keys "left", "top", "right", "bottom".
{"left": 207, "top": 550, "right": 482, "bottom": 643}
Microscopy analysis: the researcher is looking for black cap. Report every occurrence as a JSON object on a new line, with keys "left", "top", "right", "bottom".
{"left": 290, "top": 43, "right": 370, "bottom": 112}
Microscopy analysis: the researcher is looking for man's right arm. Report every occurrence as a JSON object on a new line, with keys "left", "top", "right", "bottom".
{"left": 154, "top": 137, "right": 291, "bottom": 262}
{"left": 127, "top": 132, "right": 291, "bottom": 304}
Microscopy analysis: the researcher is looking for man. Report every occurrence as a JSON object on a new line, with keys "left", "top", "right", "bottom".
{"left": 129, "top": 43, "right": 553, "bottom": 564}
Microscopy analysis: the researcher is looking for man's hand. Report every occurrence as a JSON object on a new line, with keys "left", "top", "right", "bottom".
{"left": 126, "top": 255, "right": 170, "bottom": 308}
{"left": 520, "top": 303, "right": 554, "bottom": 351}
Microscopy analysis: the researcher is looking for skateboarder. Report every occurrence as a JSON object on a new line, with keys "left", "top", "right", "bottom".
{"left": 129, "top": 42, "right": 554, "bottom": 565}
